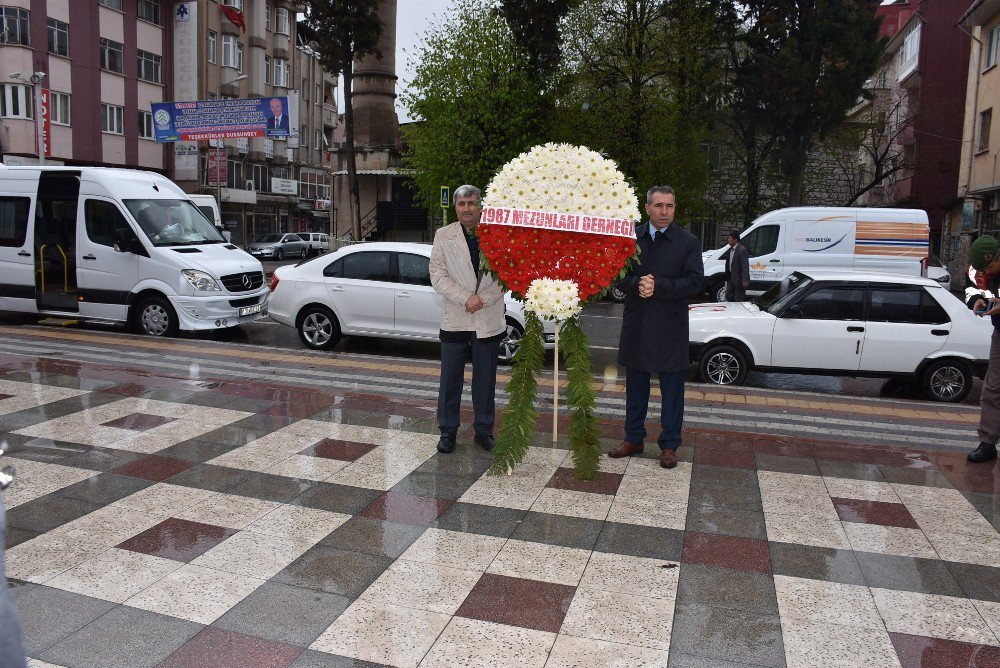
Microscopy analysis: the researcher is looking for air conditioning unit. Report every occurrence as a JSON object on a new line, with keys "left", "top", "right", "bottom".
{"left": 245, "top": 179, "right": 255, "bottom": 192}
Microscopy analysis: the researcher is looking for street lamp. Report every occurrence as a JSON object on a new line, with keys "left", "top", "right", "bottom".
{"left": 9, "top": 71, "right": 47, "bottom": 165}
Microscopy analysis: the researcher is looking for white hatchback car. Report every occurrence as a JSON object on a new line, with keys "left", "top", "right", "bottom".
{"left": 268, "top": 242, "right": 555, "bottom": 363}
{"left": 689, "top": 270, "right": 991, "bottom": 402}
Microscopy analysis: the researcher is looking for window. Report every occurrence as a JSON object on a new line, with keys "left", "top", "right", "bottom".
{"left": 207, "top": 30, "right": 217, "bottom": 63}
{"left": 987, "top": 25, "right": 1000, "bottom": 70}
{"left": 741, "top": 225, "right": 780, "bottom": 257}
{"left": 869, "top": 287, "right": 949, "bottom": 325}
{"left": 341, "top": 252, "right": 391, "bottom": 282}
{"left": 323, "top": 258, "right": 342, "bottom": 277}
{"left": 302, "top": 78, "right": 309, "bottom": 100}
{"left": 398, "top": 253, "right": 431, "bottom": 286}
{"left": 274, "top": 58, "right": 289, "bottom": 87}
{"left": 222, "top": 35, "right": 240, "bottom": 68}
{"left": 1, "top": 7, "right": 30, "bottom": 46}
{"left": 264, "top": 55, "right": 271, "bottom": 84}
{"left": 237, "top": 42, "right": 244, "bottom": 72}
{"left": 275, "top": 7, "right": 289, "bottom": 35}
{"left": 0, "top": 197, "right": 30, "bottom": 248}
{"left": 101, "top": 103, "right": 124, "bottom": 134}
{"left": 137, "top": 50, "right": 161, "bottom": 83}
{"left": 100, "top": 38, "right": 124, "bottom": 73}
{"left": 251, "top": 164, "right": 269, "bottom": 192}
{"left": 85, "top": 200, "right": 129, "bottom": 248}
{"left": 264, "top": 3, "right": 272, "bottom": 30}
{"left": 300, "top": 124, "right": 307, "bottom": 147}
{"left": 315, "top": 129, "right": 321, "bottom": 149}
{"left": 790, "top": 286, "right": 865, "bottom": 321}
{"left": 980, "top": 109, "right": 992, "bottom": 153}
{"left": 47, "top": 18, "right": 69, "bottom": 56}
{"left": 137, "top": 0, "right": 160, "bottom": 24}
{"left": 0, "top": 85, "right": 32, "bottom": 119}
{"left": 50, "top": 91, "right": 70, "bottom": 125}
{"left": 138, "top": 110, "right": 154, "bottom": 139}
{"left": 98, "top": 0, "right": 123, "bottom": 9}
{"left": 315, "top": 83, "right": 321, "bottom": 104}
{"left": 223, "top": 0, "right": 243, "bottom": 10}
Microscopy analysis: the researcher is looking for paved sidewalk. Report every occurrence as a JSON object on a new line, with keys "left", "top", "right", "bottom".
{"left": 0, "top": 335, "right": 998, "bottom": 667}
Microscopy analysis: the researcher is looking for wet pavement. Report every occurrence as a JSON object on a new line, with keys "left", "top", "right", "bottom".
{"left": 0, "top": 325, "right": 998, "bottom": 667}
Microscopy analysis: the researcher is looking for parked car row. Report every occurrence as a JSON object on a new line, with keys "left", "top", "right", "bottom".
{"left": 247, "top": 233, "right": 330, "bottom": 260}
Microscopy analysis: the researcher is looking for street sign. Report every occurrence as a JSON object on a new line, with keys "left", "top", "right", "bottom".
{"left": 207, "top": 148, "right": 226, "bottom": 185}
{"left": 440, "top": 186, "right": 449, "bottom": 209}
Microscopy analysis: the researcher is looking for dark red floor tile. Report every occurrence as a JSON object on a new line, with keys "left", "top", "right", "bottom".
{"left": 156, "top": 627, "right": 302, "bottom": 668}
{"left": 101, "top": 412, "right": 177, "bottom": 431}
{"left": 359, "top": 491, "right": 454, "bottom": 526}
{"left": 694, "top": 446, "right": 757, "bottom": 469}
{"left": 456, "top": 573, "right": 576, "bottom": 633}
{"left": 547, "top": 467, "right": 623, "bottom": 495}
{"left": 751, "top": 441, "right": 814, "bottom": 458}
{"left": 301, "top": 438, "right": 379, "bottom": 462}
{"left": 110, "top": 455, "right": 197, "bottom": 482}
{"left": 832, "top": 497, "right": 920, "bottom": 529}
{"left": 262, "top": 400, "right": 335, "bottom": 418}
{"left": 682, "top": 531, "right": 772, "bottom": 574}
{"left": 890, "top": 631, "right": 1000, "bottom": 668}
{"left": 117, "top": 518, "right": 236, "bottom": 562}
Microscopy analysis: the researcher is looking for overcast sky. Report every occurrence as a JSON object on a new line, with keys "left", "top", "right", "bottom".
{"left": 396, "top": 0, "right": 450, "bottom": 122}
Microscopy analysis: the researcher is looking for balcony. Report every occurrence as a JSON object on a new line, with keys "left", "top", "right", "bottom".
{"left": 323, "top": 105, "right": 338, "bottom": 128}
{"left": 893, "top": 176, "right": 913, "bottom": 201}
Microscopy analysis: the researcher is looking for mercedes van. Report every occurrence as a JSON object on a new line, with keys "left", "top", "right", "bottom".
{"left": 0, "top": 166, "right": 268, "bottom": 336}
{"left": 703, "top": 207, "right": 942, "bottom": 301}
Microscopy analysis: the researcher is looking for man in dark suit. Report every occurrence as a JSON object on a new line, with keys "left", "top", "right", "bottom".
{"left": 725, "top": 230, "right": 750, "bottom": 302}
{"left": 610, "top": 186, "right": 705, "bottom": 469}
{"left": 266, "top": 98, "right": 289, "bottom": 133}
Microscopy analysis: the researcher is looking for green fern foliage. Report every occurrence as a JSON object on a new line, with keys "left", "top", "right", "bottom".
{"left": 489, "top": 310, "right": 544, "bottom": 476}
{"left": 561, "top": 318, "right": 601, "bottom": 480}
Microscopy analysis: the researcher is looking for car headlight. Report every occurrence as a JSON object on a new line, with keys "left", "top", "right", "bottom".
{"left": 182, "top": 269, "right": 222, "bottom": 291}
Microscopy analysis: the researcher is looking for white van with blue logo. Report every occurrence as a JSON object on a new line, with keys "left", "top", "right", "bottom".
{"left": 0, "top": 166, "right": 268, "bottom": 335}
{"left": 703, "top": 207, "right": 942, "bottom": 302}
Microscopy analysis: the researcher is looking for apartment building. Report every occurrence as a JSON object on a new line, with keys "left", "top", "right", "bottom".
{"left": 293, "top": 21, "right": 335, "bottom": 235}
{"left": 0, "top": 0, "right": 169, "bottom": 170}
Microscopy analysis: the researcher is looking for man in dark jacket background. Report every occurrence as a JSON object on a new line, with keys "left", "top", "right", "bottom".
{"left": 610, "top": 186, "right": 705, "bottom": 468}
{"left": 725, "top": 230, "right": 750, "bottom": 302}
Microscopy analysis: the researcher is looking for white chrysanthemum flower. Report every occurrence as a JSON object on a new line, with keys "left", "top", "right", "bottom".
{"left": 525, "top": 278, "right": 583, "bottom": 321}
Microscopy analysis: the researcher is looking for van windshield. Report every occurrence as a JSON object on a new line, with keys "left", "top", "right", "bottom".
{"left": 125, "top": 199, "right": 226, "bottom": 246}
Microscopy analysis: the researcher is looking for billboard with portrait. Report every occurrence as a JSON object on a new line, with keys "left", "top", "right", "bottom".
{"left": 151, "top": 97, "right": 291, "bottom": 142}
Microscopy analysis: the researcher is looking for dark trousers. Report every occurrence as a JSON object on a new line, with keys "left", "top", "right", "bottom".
{"left": 438, "top": 337, "right": 501, "bottom": 437}
{"left": 624, "top": 367, "right": 685, "bottom": 451}
{"left": 725, "top": 278, "right": 746, "bottom": 302}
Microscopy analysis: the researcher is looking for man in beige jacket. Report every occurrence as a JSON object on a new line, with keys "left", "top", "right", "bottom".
{"left": 429, "top": 185, "right": 506, "bottom": 453}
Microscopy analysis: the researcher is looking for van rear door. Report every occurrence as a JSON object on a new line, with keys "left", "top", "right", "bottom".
{"left": 0, "top": 192, "right": 35, "bottom": 312}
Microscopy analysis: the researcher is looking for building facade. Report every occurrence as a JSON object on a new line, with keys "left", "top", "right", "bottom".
{"left": 1, "top": 0, "right": 170, "bottom": 170}
{"left": 293, "top": 22, "right": 335, "bottom": 236}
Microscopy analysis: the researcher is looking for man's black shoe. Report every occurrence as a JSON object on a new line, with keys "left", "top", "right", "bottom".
{"left": 968, "top": 442, "right": 998, "bottom": 463}
{"left": 474, "top": 434, "right": 495, "bottom": 452}
{"left": 437, "top": 433, "right": 456, "bottom": 454}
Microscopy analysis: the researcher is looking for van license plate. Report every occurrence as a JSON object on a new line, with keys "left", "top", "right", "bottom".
{"left": 239, "top": 303, "right": 262, "bottom": 317}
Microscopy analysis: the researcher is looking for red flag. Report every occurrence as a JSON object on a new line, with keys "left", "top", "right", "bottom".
{"left": 220, "top": 5, "right": 247, "bottom": 33}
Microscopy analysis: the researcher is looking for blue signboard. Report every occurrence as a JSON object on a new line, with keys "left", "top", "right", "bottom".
{"left": 151, "top": 97, "right": 290, "bottom": 142}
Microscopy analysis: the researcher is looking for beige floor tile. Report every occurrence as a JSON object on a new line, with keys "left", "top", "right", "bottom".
{"left": 191, "top": 530, "right": 315, "bottom": 580}
{"left": 822, "top": 477, "right": 900, "bottom": 503}
{"left": 267, "top": 454, "right": 350, "bottom": 481}
{"left": 545, "top": 634, "right": 669, "bottom": 668}
{"left": 459, "top": 475, "right": 548, "bottom": 511}
{"left": 924, "top": 530, "right": 1000, "bottom": 565}
{"left": 398, "top": 528, "right": 506, "bottom": 572}
{"left": 773, "top": 575, "right": 882, "bottom": 628}
{"left": 111, "top": 483, "right": 219, "bottom": 516}
{"left": 309, "top": 601, "right": 450, "bottom": 668}
{"left": 842, "top": 522, "right": 938, "bottom": 559}
{"left": 907, "top": 502, "right": 1000, "bottom": 540}
{"left": 46, "top": 548, "right": 181, "bottom": 603}
{"left": 487, "top": 539, "right": 591, "bottom": 586}
{"left": 207, "top": 445, "right": 294, "bottom": 473}
{"left": 6, "top": 535, "right": 109, "bottom": 583}
{"left": 47, "top": 505, "right": 167, "bottom": 546}
{"left": 577, "top": 551, "right": 679, "bottom": 599}
{"left": 175, "top": 492, "right": 282, "bottom": 529}
{"left": 607, "top": 496, "right": 687, "bottom": 530}
{"left": 243, "top": 504, "right": 350, "bottom": 543}
{"left": 358, "top": 559, "right": 481, "bottom": 615}
{"left": 781, "top": 618, "right": 901, "bottom": 668}
{"left": 420, "top": 617, "right": 554, "bottom": 668}
{"left": 561, "top": 588, "right": 674, "bottom": 649}
{"left": 764, "top": 514, "right": 851, "bottom": 550}
{"left": 125, "top": 563, "right": 266, "bottom": 625}
{"left": 529, "top": 488, "right": 613, "bottom": 521}
{"left": 971, "top": 599, "right": 1000, "bottom": 644}
{"left": 872, "top": 588, "right": 998, "bottom": 646}
{"left": 889, "top": 483, "right": 969, "bottom": 508}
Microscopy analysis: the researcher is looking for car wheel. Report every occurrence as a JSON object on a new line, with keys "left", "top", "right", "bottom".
{"left": 609, "top": 284, "right": 626, "bottom": 302}
{"left": 498, "top": 319, "right": 524, "bottom": 364}
{"left": 132, "top": 295, "right": 178, "bottom": 337}
{"left": 297, "top": 306, "right": 341, "bottom": 350}
{"left": 920, "top": 358, "right": 973, "bottom": 403}
{"left": 698, "top": 343, "right": 749, "bottom": 385}
{"left": 301, "top": 248, "right": 308, "bottom": 259}
{"left": 711, "top": 280, "right": 728, "bottom": 303}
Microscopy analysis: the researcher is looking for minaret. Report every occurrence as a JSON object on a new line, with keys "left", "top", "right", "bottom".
{"left": 351, "top": 0, "right": 399, "bottom": 147}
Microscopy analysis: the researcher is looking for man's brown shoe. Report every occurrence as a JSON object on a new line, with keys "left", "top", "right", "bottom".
{"left": 660, "top": 449, "right": 678, "bottom": 469}
{"left": 608, "top": 441, "right": 644, "bottom": 458}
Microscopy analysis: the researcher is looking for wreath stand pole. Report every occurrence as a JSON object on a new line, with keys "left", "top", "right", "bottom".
{"left": 552, "top": 321, "right": 559, "bottom": 443}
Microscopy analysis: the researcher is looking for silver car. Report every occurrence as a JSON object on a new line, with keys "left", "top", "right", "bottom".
{"left": 247, "top": 233, "right": 309, "bottom": 260}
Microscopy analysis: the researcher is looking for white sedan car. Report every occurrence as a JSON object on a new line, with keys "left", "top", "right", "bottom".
{"left": 268, "top": 241, "right": 555, "bottom": 363}
{"left": 689, "top": 270, "right": 991, "bottom": 402}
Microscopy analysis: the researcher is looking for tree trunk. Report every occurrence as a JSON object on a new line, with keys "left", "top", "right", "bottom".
{"left": 343, "top": 65, "right": 363, "bottom": 241}
{"left": 783, "top": 135, "right": 808, "bottom": 207}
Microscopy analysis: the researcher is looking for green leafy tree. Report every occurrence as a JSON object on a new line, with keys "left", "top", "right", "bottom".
{"left": 498, "top": 0, "right": 578, "bottom": 83}
{"left": 737, "top": 0, "right": 885, "bottom": 206}
{"left": 303, "top": 0, "right": 382, "bottom": 240}
{"left": 401, "top": 0, "right": 546, "bottom": 210}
